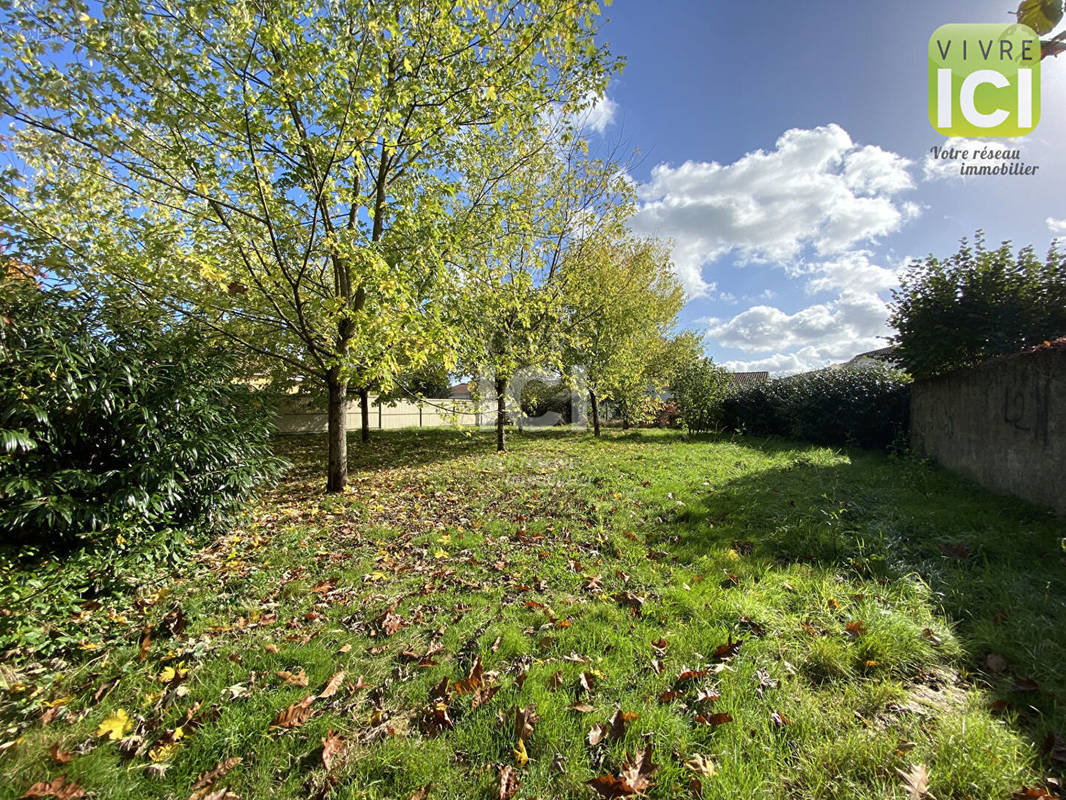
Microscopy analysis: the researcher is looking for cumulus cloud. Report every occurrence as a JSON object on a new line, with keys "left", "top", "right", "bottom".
{"left": 542, "top": 92, "right": 617, "bottom": 137}
{"left": 1048, "top": 217, "right": 1066, "bottom": 237}
{"left": 803, "top": 251, "right": 905, "bottom": 295}
{"left": 707, "top": 290, "right": 893, "bottom": 375}
{"left": 629, "top": 124, "right": 916, "bottom": 296}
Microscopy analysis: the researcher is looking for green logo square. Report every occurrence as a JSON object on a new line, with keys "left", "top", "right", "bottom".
{"left": 928, "top": 23, "right": 1041, "bottom": 137}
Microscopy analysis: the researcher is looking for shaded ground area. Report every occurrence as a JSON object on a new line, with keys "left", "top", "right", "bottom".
{"left": 2, "top": 428, "right": 1064, "bottom": 799}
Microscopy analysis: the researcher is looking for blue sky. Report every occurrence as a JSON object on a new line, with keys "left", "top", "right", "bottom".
{"left": 588, "top": 0, "right": 1066, "bottom": 373}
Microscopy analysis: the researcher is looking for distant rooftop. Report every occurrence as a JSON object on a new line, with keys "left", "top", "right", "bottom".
{"left": 728, "top": 371, "right": 769, "bottom": 387}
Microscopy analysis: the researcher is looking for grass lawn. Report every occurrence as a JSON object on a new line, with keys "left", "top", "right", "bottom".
{"left": 2, "top": 428, "right": 1065, "bottom": 800}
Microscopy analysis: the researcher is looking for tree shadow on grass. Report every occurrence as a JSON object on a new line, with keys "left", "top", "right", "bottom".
{"left": 655, "top": 446, "right": 1066, "bottom": 771}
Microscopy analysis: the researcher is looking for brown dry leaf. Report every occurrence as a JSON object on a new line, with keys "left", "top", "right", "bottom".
{"left": 263, "top": 644, "right": 279, "bottom": 654}
{"left": 845, "top": 620, "right": 868, "bottom": 639}
{"left": 675, "top": 667, "right": 709, "bottom": 683}
{"left": 513, "top": 705, "right": 539, "bottom": 741}
{"left": 277, "top": 669, "right": 309, "bottom": 687}
{"left": 618, "top": 747, "right": 658, "bottom": 794}
{"left": 470, "top": 684, "right": 500, "bottom": 711}
{"left": 609, "top": 708, "right": 638, "bottom": 740}
{"left": 48, "top": 744, "right": 74, "bottom": 764}
{"left": 320, "top": 730, "right": 346, "bottom": 773}
{"left": 188, "top": 756, "right": 242, "bottom": 800}
{"left": 318, "top": 671, "right": 347, "bottom": 699}
{"left": 588, "top": 746, "right": 659, "bottom": 797}
{"left": 139, "top": 629, "right": 152, "bottom": 662}
{"left": 897, "top": 763, "right": 931, "bottom": 800}
{"left": 570, "top": 703, "right": 594, "bottom": 713}
{"left": 770, "top": 710, "right": 791, "bottom": 727}
{"left": 695, "top": 712, "right": 733, "bottom": 727}
{"left": 18, "top": 776, "right": 85, "bottom": 799}
{"left": 588, "top": 722, "right": 608, "bottom": 746}
{"left": 1012, "top": 788, "right": 1056, "bottom": 798}
{"left": 452, "top": 657, "right": 484, "bottom": 695}
{"left": 711, "top": 636, "right": 741, "bottom": 662}
{"left": 190, "top": 756, "right": 242, "bottom": 792}
{"left": 684, "top": 754, "right": 717, "bottom": 777}
{"left": 407, "top": 787, "right": 431, "bottom": 800}
{"left": 270, "top": 695, "right": 315, "bottom": 729}
{"left": 498, "top": 765, "right": 519, "bottom": 800}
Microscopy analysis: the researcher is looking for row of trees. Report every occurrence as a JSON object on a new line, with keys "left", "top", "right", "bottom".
{"left": 0, "top": 0, "right": 695, "bottom": 492}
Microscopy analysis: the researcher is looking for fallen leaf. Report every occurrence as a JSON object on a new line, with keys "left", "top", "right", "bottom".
{"left": 770, "top": 710, "right": 791, "bottom": 727}
{"left": 277, "top": 669, "right": 309, "bottom": 687}
{"left": 452, "top": 657, "right": 484, "bottom": 695}
{"left": 48, "top": 744, "right": 73, "bottom": 764}
{"left": 513, "top": 705, "right": 539, "bottom": 741}
{"left": 188, "top": 756, "right": 242, "bottom": 800}
{"left": 845, "top": 620, "right": 867, "bottom": 639}
{"left": 320, "top": 730, "right": 346, "bottom": 772}
{"left": 318, "top": 671, "right": 347, "bottom": 699}
{"left": 498, "top": 765, "right": 520, "bottom": 800}
{"left": 264, "top": 644, "right": 279, "bottom": 654}
{"left": 694, "top": 712, "right": 733, "bottom": 727}
{"left": 270, "top": 695, "right": 315, "bottom": 729}
{"left": 897, "top": 763, "right": 930, "bottom": 800}
{"left": 588, "top": 746, "right": 658, "bottom": 797}
{"left": 512, "top": 737, "right": 529, "bottom": 767}
{"left": 588, "top": 722, "right": 608, "bottom": 746}
{"left": 95, "top": 708, "right": 132, "bottom": 740}
{"left": 684, "top": 754, "right": 716, "bottom": 777}
{"left": 407, "top": 786, "right": 431, "bottom": 800}
{"left": 19, "top": 776, "right": 85, "bottom": 799}
{"left": 609, "top": 708, "right": 638, "bottom": 740}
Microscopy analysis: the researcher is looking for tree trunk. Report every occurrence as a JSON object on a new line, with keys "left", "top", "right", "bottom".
{"left": 359, "top": 387, "right": 370, "bottom": 443}
{"left": 589, "top": 389, "right": 601, "bottom": 436}
{"left": 621, "top": 401, "right": 630, "bottom": 430}
{"left": 496, "top": 375, "right": 507, "bottom": 452}
{"left": 326, "top": 370, "right": 348, "bottom": 493}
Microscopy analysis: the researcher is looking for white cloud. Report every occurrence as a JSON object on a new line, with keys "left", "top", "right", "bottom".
{"left": 629, "top": 124, "right": 916, "bottom": 296}
{"left": 922, "top": 137, "right": 1023, "bottom": 181}
{"left": 707, "top": 289, "right": 892, "bottom": 375}
{"left": 1048, "top": 217, "right": 1066, "bottom": 237}
{"left": 578, "top": 93, "right": 617, "bottom": 135}
{"left": 803, "top": 251, "right": 905, "bottom": 295}
{"left": 542, "top": 92, "right": 617, "bottom": 137}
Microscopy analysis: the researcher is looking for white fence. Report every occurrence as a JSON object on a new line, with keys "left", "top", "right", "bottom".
{"left": 276, "top": 396, "right": 480, "bottom": 435}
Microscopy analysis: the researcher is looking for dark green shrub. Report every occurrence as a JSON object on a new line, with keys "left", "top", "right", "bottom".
{"left": 671, "top": 358, "right": 731, "bottom": 433}
{"left": 890, "top": 235, "right": 1066, "bottom": 379}
{"left": 0, "top": 276, "right": 284, "bottom": 552}
{"left": 721, "top": 364, "right": 910, "bottom": 449}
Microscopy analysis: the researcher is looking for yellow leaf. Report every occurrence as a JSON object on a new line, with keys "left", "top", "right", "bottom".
{"left": 485, "top": 85, "right": 497, "bottom": 102}
{"left": 96, "top": 708, "right": 132, "bottom": 740}
{"left": 149, "top": 741, "right": 178, "bottom": 762}
{"left": 43, "top": 696, "right": 74, "bottom": 708}
{"left": 512, "top": 737, "right": 529, "bottom": 767}
{"left": 433, "top": 548, "right": 448, "bottom": 559}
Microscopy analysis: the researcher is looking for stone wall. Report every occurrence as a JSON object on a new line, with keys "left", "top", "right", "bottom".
{"left": 910, "top": 343, "right": 1065, "bottom": 514}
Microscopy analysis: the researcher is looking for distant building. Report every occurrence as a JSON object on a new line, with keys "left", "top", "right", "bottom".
{"left": 843, "top": 347, "right": 898, "bottom": 370}
{"left": 449, "top": 382, "right": 474, "bottom": 400}
{"left": 727, "top": 371, "right": 769, "bottom": 388}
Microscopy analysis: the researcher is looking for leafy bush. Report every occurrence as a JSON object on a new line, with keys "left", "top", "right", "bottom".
{"left": 671, "top": 358, "right": 731, "bottom": 433}
{"left": 0, "top": 276, "right": 284, "bottom": 553}
{"left": 721, "top": 364, "right": 910, "bottom": 449}
{"left": 889, "top": 235, "right": 1066, "bottom": 379}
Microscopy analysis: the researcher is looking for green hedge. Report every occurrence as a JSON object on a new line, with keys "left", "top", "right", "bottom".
{"left": 720, "top": 364, "right": 910, "bottom": 450}
{"left": 0, "top": 277, "right": 284, "bottom": 553}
